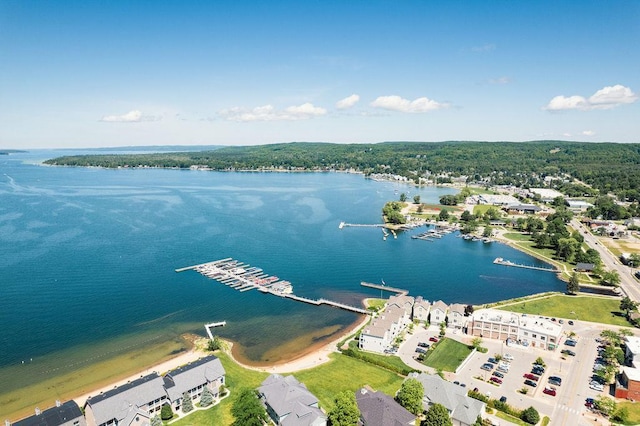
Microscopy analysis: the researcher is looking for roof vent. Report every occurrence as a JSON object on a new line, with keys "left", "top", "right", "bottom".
{"left": 35, "top": 408, "right": 41, "bottom": 416}
{"left": 55, "top": 400, "right": 61, "bottom": 408}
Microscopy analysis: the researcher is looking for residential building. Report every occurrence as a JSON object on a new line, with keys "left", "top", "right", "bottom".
{"left": 12, "top": 401, "right": 86, "bottom": 426}
{"left": 408, "top": 373, "right": 484, "bottom": 426}
{"left": 163, "top": 355, "right": 226, "bottom": 412}
{"left": 430, "top": 300, "right": 448, "bottom": 325}
{"left": 615, "top": 367, "right": 640, "bottom": 401}
{"left": 359, "top": 298, "right": 412, "bottom": 354}
{"left": 355, "top": 387, "right": 416, "bottom": 426}
{"left": 258, "top": 374, "right": 326, "bottom": 426}
{"left": 624, "top": 336, "right": 640, "bottom": 368}
{"left": 84, "top": 373, "right": 167, "bottom": 426}
{"left": 447, "top": 304, "right": 467, "bottom": 329}
{"left": 413, "top": 296, "right": 430, "bottom": 322}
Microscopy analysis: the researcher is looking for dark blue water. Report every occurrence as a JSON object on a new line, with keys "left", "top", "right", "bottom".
{"left": 0, "top": 149, "right": 565, "bottom": 392}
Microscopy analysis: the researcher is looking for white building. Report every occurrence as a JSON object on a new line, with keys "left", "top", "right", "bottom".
{"left": 359, "top": 295, "right": 413, "bottom": 354}
{"left": 430, "top": 300, "right": 448, "bottom": 325}
{"left": 529, "top": 188, "right": 564, "bottom": 202}
{"left": 447, "top": 304, "right": 467, "bottom": 329}
{"left": 413, "top": 296, "right": 430, "bottom": 322}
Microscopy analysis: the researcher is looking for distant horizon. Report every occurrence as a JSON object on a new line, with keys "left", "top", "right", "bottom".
{"left": 1, "top": 1, "right": 638, "bottom": 149}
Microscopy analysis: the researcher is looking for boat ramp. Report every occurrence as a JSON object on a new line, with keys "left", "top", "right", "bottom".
{"left": 493, "top": 257, "right": 557, "bottom": 273}
{"left": 176, "top": 258, "right": 371, "bottom": 316}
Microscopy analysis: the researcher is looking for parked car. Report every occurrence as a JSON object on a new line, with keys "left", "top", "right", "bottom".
{"left": 585, "top": 398, "right": 595, "bottom": 408}
{"left": 532, "top": 367, "right": 545, "bottom": 375}
{"left": 548, "top": 376, "right": 562, "bottom": 386}
{"left": 418, "top": 342, "right": 430, "bottom": 348}
{"left": 429, "top": 337, "right": 439, "bottom": 342}
{"left": 589, "top": 381, "right": 604, "bottom": 391}
{"left": 499, "top": 396, "right": 507, "bottom": 403}
{"left": 568, "top": 320, "right": 574, "bottom": 325}
{"left": 561, "top": 349, "right": 576, "bottom": 356}
{"left": 565, "top": 339, "right": 577, "bottom": 347}
{"left": 543, "top": 387, "right": 557, "bottom": 396}
{"left": 524, "top": 379, "right": 538, "bottom": 387}
{"left": 415, "top": 347, "right": 427, "bottom": 354}
{"left": 487, "top": 357, "right": 498, "bottom": 364}
{"left": 559, "top": 319, "right": 564, "bottom": 324}
{"left": 503, "top": 353, "right": 514, "bottom": 361}
{"left": 492, "top": 371, "right": 505, "bottom": 378}
{"left": 497, "top": 365, "right": 509, "bottom": 373}
{"left": 523, "top": 373, "right": 539, "bottom": 381}
{"left": 481, "top": 363, "right": 494, "bottom": 371}
{"left": 490, "top": 377, "right": 503, "bottom": 385}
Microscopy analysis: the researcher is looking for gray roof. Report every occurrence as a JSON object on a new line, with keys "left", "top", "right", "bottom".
{"left": 163, "top": 355, "right": 225, "bottom": 402}
{"left": 259, "top": 374, "right": 321, "bottom": 424}
{"left": 13, "top": 401, "right": 84, "bottom": 426}
{"left": 85, "top": 373, "right": 166, "bottom": 426}
{"left": 355, "top": 388, "right": 416, "bottom": 426}
{"left": 281, "top": 401, "right": 326, "bottom": 426}
{"left": 575, "top": 262, "right": 595, "bottom": 271}
{"left": 408, "top": 373, "right": 484, "bottom": 425}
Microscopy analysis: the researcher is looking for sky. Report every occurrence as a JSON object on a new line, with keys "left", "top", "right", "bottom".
{"left": 1, "top": 0, "right": 639, "bottom": 149}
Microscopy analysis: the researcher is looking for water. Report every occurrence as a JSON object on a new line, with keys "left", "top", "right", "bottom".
{"left": 0, "top": 149, "right": 566, "bottom": 394}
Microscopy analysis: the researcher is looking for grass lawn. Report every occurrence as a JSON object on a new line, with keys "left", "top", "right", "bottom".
{"left": 495, "top": 410, "right": 527, "bottom": 425}
{"left": 421, "top": 338, "right": 472, "bottom": 372}
{"left": 473, "top": 205, "right": 500, "bottom": 216}
{"left": 498, "top": 295, "right": 631, "bottom": 327}
{"left": 347, "top": 341, "right": 413, "bottom": 373}
{"left": 615, "top": 401, "right": 640, "bottom": 425}
{"left": 503, "top": 232, "right": 533, "bottom": 242}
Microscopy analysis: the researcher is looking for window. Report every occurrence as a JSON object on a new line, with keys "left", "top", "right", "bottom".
{"left": 532, "top": 334, "right": 537, "bottom": 338}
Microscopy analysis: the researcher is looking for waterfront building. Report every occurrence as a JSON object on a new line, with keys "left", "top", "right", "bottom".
{"left": 163, "top": 355, "right": 226, "bottom": 412}
{"left": 258, "top": 374, "right": 326, "bottom": 426}
{"left": 359, "top": 296, "right": 413, "bottom": 353}
{"left": 430, "top": 301, "right": 448, "bottom": 325}
{"left": 468, "top": 309, "right": 562, "bottom": 350}
{"left": 413, "top": 296, "right": 431, "bottom": 322}
{"left": 408, "top": 373, "right": 484, "bottom": 426}
{"left": 355, "top": 387, "right": 416, "bottom": 426}
{"left": 447, "top": 304, "right": 467, "bottom": 329}
{"left": 11, "top": 401, "right": 85, "bottom": 426}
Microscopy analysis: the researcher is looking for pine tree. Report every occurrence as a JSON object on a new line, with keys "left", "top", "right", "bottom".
{"left": 200, "top": 386, "right": 214, "bottom": 407}
{"left": 150, "top": 415, "right": 162, "bottom": 426}
{"left": 182, "top": 392, "right": 194, "bottom": 413}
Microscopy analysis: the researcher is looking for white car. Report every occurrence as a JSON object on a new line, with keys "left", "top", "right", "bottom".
{"left": 503, "top": 354, "right": 514, "bottom": 361}
{"left": 589, "top": 381, "right": 604, "bottom": 391}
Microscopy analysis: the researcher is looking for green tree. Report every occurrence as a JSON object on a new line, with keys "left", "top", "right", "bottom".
{"left": 395, "top": 378, "right": 424, "bottom": 415}
{"left": 182, "top": 392, "right": 194, "bottom": 413}
{"left": 594, "top": 395, "right": 616, "bottom": 416}
{"left": 231, "top": 388, "right": 268, "bottom": 426}
{"left": 328, "top": 391, "right": 360, "bottom": 426}
{"left": 533, "top": 357, "right": 546, "bottom": 367}
{"left": 600, "top": 329, "right": 622, "bottom": 346}
{"left": 520, "top": 406, "right": 540, "bottom": 425}
{"left": 556, "top": 237, "right": 579, "bottom": 262}
{"left": 460, "top": 211, "right": 475, "bottom": 222}
{"left": 200, "top": 386, "right": 214, "bottom": 407}
{"left": 567, "top": 273, "right": 580, "bottom": 295}
{"left": 414, "top": 195, "right": 421, "bottom": 204}
{"left": 629, "top": 253, "right": 640, "bottom": 268}
{"left": 620, "top": 296, "right": 638, "bottom": 319}
{"left": 160, "top": 403, "right": 173, "bottom": 421}
{"left": 482, "top": 226, "right": 492, "bottom": 238}
{"left": 150, "top": 416, "right": 162, "bottom": 426}
{"left": 421, "top": 403, "right": 452, "bottom": 426}
{"left": 612, "top": 406, "right": 630, "bottom": 423}
{"left": 471, "top": 337, "right": 483, "bottom": 349}
{"left": 207, "top": 335, "right": 224, "bottom": 351}
{"left": 438, "top": 209, "right": 450, "bottom": 221}
{"left": 400, "top": 193, "right": 407, "bottom": 202}
{"left": 600, "top": 270, "right": 621, "bottom": 287}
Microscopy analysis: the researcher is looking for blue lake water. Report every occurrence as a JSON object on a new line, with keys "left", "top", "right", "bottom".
{"left": 0, "top": 149, "right": 566, "bottom": 394}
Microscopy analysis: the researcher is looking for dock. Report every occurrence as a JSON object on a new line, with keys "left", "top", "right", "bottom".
{"left": 177, "top": 257, "right": 371, "bottom": 316}
{"left": 361, "top": 281, "right": 408, "bottom": 295}
{"left": 339, "top": 222, "right": 386, "bottom": 229}
{"left": 493, "top": 257, "right": 557, "bottom": 273}
{"left": 204, "top": 321, "right": 226, "bottom": 339}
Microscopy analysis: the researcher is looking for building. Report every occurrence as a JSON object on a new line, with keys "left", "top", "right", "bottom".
{"left": 567, "top": 200, "right": 593, "bottom": 212}
{"left": 408, "top": 373, "right": 484, "bottom": 426}
{"left": 615, "top": 367, "right": 640, "bottom": 401}
{"left": 355, "top": 387, "right": 416, "bottom": 426}
{"left": 163, "top": 355, "right": 226, "bottom": 412}
{"left": 12, "top": 401, "right": 86, "bottom": 426}
{"left": 430, "top": 301, "right": 448, "bottom": 325}
{"left": 413, "top": 296, "right": 430, "bottom": 322}
{"left": 528, "top": 188, "right": 564, "bottom": 202}
{"left": 447, "top": 304, "right": 467, "bottom": 329}
{"left": 505, "top": 204, "right": 542, "bottom": 215}
{"left": 359, "top": 296, "right": 413, "bottom": 354}
{"left": 468, "top": 309, "right": 562, "bottom": 350}
{"left": 258, "top": 375, "right": 326, "bottom": 426}
{"left": 477, "top": 194, "right": 520, "bottom": 206}
{"left": 624, "top": 336, "right": 640, "bottom": 368}
{"left": 575, "top": 263, "right": 595, "bottom": 272}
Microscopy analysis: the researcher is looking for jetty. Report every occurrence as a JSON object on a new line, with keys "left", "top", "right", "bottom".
{"left": 204, "top": 321, "right": 226, "bottom": 339}
{"left": 339, "top": 221, "right": 386, "bottom": 229}
{"left": 493, "top": 257, "right": 557, "bottom": 273}
{"left": 177, "top": 258, "right": 371, "bottom": 316}
{"left": 361, "top": 281, "right": 408, "bottom": 295}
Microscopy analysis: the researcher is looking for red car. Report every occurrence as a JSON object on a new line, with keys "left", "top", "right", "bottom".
{"left": 490, "top": 377, "right": 503, "bottom": 385}
{"left": 429, "top": 337, "right": 439, "bottom": 342}
{"left": 543, "top": 387, "right": 557, "bottom": 396}
{"left": 523, "top": 373, "right": 539, "bottom": 381}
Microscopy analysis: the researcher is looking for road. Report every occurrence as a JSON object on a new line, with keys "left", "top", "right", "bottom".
{"left": 571, "top": 218, "right": 640, "bottom": 301}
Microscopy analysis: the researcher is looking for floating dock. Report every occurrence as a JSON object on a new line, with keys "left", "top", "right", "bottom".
{"left": 493, "top": 257, "right": 557, "bottom": 273}
{"left": 177, "top": 258, "right": 371, "bottom": 315}
{"left": 361, "top": 281, "right": 408, "bottom": 295}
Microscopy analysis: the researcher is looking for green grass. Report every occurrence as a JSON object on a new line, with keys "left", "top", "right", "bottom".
{"left": 495, "top": 411, "right": 527, "bottom": 425}
{"left": 499, "top": 295, "right": 631, "bottom": 327}
{"left": 615, "top": 401, "right": 640, "bottom": 425}
{"left": 473, "top": 205, "right": 500, "bottom": 215}
{"left": 346, "top": 341, "right": 414, "bottom": 374}
{"left": 366, "top": 298, "right": 386, "bottom": 311}
{"left": 421, "top": 338, "right": 472, "bottom": 372}
{"left": 503, "top": 232, "right": 533, "bottom": 242}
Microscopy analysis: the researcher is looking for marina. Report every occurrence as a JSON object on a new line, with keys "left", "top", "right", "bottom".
{"left": 177, "top": 258, "right": 371, "bottom": 315}
{"left": 493, "top": 257, "right": 558, "bottom": 273}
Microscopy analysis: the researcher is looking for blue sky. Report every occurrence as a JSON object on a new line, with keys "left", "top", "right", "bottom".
{"left": 1, "top": 1, "right": 639, "bottom": 149}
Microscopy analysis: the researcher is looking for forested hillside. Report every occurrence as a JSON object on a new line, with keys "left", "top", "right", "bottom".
{"left": 44, "top": 141, "right": 640, "bottom": 195}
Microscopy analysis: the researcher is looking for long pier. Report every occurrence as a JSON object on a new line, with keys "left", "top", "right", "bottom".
{"left": 339, "top": 222, "right": 386, "bottom": 229}
{"left": 361, "top": 281, "right": 408, "bottom": 295}
{"left": 493, "top": 257, "right": 557, "bottom": 273}
{"left": 177, "top": 258, "right": 371, "bottom": 316}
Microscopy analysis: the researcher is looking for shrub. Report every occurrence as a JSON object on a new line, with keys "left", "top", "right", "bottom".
{"left": 160, "top": 403, "right": 173, "bottom": 421}
{"left": 521, "top": 406, "right": 540, "bottom": 425}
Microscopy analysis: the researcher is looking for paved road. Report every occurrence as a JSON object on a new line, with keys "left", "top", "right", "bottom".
{"left": 571, "top": 219, "right": 640, "bottom": 301}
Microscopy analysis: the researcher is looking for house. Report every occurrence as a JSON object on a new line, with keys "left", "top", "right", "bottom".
{"left": 575, "top": 263, "right": 595, "bottom": 272}
{"left": 258, "top": 374, "right": 326, "bottom": 426}
{"left": 12, "top": 401, "right": 86, "bottom": 426}
{"left": 413, "top": 296, "right": 431, "bottom": 322}
{"left": 359, "top": 300, "right": 412, "bottom": 354}
{"left": 615, "top": 367, "right": 640, "bottom": 400}
{"left": 355, "top": 387, "right": 416, "bottom": 426}
{"left": 447, "top": 304, "right": 467, "bottom": 329}
{"left": 163, "top": 355, "right": 226, "bottom": 412}
{"left": 407, "top": 373, "right": 484, "bottom": 426}
{"left": 84, "top": 373, "right": 167, "bottom": 426}
{"left": 388, "top": 294, "right": 415, "bottom": 317}
{"left": 430, "top": 300, "right": 448, "bottom": 325}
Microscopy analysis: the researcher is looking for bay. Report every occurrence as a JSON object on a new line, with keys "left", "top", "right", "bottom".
{"left": 0, "top": 149, "right": 565, "bottom": 397}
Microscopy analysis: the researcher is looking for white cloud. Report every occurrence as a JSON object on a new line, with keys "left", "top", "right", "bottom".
{"left": 219, "top": 103, "right": 327, "bottom": 122}
{"left": 100, "top": 110, "right": 143, "bottom": 122}
{"left": 472, "top": 43, "right": 496, "bottom": 52}
{"left": 582, "top": 130, "right": 596, "bottom": 136}
{"left": 336, "top": 94, "right": 360, "bottom": 110}
{"left": 489, "top": 76, "right": 511, "bottom": 85}
{"left": 544, "top": 85, "right": 637, "bottom": 111}
{"left": 370, "top": 95, "right": 448, "bottom": 113}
